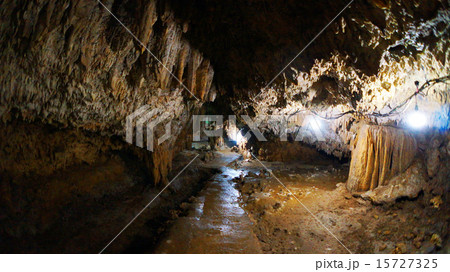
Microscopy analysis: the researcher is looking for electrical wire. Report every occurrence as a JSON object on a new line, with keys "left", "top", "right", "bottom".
{"left": 311, "top": 110, "right": 355, "bottom": 120}
{"left": 368, "top": 75, "right": 449, "bottom": 117}
{"left": 288, "top": 75, "right": 450, "bottom": 121}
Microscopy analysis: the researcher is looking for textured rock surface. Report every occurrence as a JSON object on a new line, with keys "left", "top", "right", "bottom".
{"left": 0, "top": 121, "right": 134, "bottom": 237}
{"left": 0, "top": 120, "right": 218, "bottom": 253}
{"left": 360, "top": 160, "right": 427, "bottom": 204}
{"left": 423, "top": 132, "right": 450, "bottom": 195}
{"left": 1, "top": 0, "right": 448, "bottom": 169}
{"left": 211, "top": 1, "right": 449, "bottom": 158}
{"left": 347, "top": 124, "right": 417, "bottom": 192}
{"left": 0, "top": 0, "right": 215, "bottom": 185}
{"left": 253, "top": 139, "right": 331, "bottom": 163}
{"left": 168, "top": 0, "right": 448, "bottom": 89}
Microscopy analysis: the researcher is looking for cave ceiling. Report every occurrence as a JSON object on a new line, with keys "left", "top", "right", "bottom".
{"left": 0, "top": 0, "right": 448, "bottom": 136}
{"left": 169, "top": 0, "right": 445, "bottom": 86}
{"left": 168, "top": 0, "right": 449, "bottom": 110}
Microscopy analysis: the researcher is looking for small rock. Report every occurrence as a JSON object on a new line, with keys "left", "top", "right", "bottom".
{"left": 421, "top": 241, "right": 435, "bottom": 253}
{"left": 379, "top": 244, "right": 387, "bottom": 251}
{"left": 413, "top": 240, "right": 422, "bottom": 249}
{"left": 373, "top": 215, "right": 379, "bottom": 219}
{"left": 356, "top": 198, "right": 368, "bottom": 205}
{"left": 180, "top": 202, "right": 189, "bottom": 210}
{"left": 430, "top": 195, "right": 442, "bottom": 209}
{"left": 404, "top": 233, "right": 415, "bottom": 240}
{"left": 239, "top": 173, "right": 245, "bottom": 181}
{"left": 393, "top": 242, "right": 407, "bottom": 254}
{"left": 430, "top": 233, "right": 442, "bottom": 248}
{"left": 273, "top": 202, "right": 282, "bottom": 210}
{"left": 169, "top": 209, "right": 179, "bottom": 219}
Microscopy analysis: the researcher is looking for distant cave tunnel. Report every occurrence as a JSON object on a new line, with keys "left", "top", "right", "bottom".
{"left": 0, "top": 0, "right": 449, "bottom": 254}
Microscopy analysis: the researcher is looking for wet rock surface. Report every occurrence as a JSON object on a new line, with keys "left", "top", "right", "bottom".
{"left": 0, "top": 0, "right": 215, "bottom": 185}
{"left": 0, "top": 0, "right": 448, "bottom": 255}
{"left": 152, "top": 152, "right": 262, "bottom": 253}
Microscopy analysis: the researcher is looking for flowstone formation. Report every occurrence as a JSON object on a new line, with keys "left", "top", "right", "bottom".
{"left": 222, "top": 0, "right": 450, "bottom": 159}
{"left": 347, "top": 124, "right": 417, "bottom": 192}
{"left": 209, "top": 1, "right": 449, "bottom": 205}
{"left": 346, "top": 124, "right": 426, "bottom": 203}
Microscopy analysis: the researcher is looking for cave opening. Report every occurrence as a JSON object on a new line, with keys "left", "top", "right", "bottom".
{"left": 0, "top": 0, "right": 449, "bottom": 256}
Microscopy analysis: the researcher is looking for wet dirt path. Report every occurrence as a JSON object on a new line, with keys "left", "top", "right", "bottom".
{"left": 150, "top": 151, "right": 445, "bottom": 254}
{"left": 153, "top": 152, "right": 262, "bottom": 253}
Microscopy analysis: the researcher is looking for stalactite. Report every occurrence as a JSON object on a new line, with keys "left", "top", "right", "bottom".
{"left": 0, "top": 0, "right": 216, "bottom": 187}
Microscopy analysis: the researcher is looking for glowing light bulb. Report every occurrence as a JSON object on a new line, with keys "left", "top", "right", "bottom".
{"left": 406, "top": 110, "right": 427, "bottom": 130}
{"left": 236, "top": 131, "right": 244, "bottom": 144}
{"left": 309, "top": 117, "right": 322, "bottom": 134}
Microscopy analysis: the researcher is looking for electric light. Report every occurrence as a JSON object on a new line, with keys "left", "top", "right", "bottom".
{"left": 406, "top": 109, "right": 427, "bottom": 130}
{"left": 235, "top": 131, "right": 244, "bottom": 144}
{"left": 309, "top": 116, "right": 323, "bottom": 135}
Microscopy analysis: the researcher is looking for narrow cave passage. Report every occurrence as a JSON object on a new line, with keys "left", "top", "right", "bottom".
{"left": 151, "top": 151, "right": 263, "bottom": 254}
{"left": 0, "top": 0, "right": 449, "bottom": 257}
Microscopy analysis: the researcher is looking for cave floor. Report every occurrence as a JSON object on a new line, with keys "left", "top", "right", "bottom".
{"left": 148, "top": 150, "right": 447, "bottom": 254}
{"left": 153, "top": 152, "right": 262, "bottom": 253}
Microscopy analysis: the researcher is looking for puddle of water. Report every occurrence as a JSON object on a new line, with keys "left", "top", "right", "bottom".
{"left": 218, "top": 167, "right": 246, "bottom": 180}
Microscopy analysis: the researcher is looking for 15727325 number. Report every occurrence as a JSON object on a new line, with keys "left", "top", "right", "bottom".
{"left": 376, "top": 259, "right": 438, "bottom": 269}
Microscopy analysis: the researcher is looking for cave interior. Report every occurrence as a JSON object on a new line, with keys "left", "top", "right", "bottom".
{"left": 0, "top": 0, "right": 449, "bottom": 254}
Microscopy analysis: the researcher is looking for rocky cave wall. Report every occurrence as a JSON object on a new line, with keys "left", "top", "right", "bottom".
{"left": 164, "top": 0, "right": 449, "bottom": 160}
{"left": 0, "top": 0, "right": 220, "bottom": 252}
{"left": 173, "top": 0, "right": 449, "bottom": 202}
{"left": 0, "top": 0, "right": 216, "bottom": 185}
{"left": 1, "top": 0, "right": 449, "bottom": 196}
{"left": 245, "top": 1, "right": 450, "bottom": 159}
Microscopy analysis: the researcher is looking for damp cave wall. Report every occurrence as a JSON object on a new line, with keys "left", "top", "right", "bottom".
{"left": 0, "top": 0, "right": 220, "bottom": 253}
{"left": 0, "top": 0, "right": 216, "bottom": 185}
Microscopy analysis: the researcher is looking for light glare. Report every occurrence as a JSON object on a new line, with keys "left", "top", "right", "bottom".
{"left": 406, "top": 110, "right": 427, "bottom": 130}
{"left": 309, "top": 116, "right": 323, "bottom": 134}
{"left": 236, "top": 131, "right": 244, "bottom": 144}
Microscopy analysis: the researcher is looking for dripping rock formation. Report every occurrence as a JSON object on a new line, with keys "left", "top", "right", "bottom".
{"left": 346, "top": 124, "right": 425, "bottom": 203}
{"left": 0, "top": 0, "right": 449, "bottom": 254}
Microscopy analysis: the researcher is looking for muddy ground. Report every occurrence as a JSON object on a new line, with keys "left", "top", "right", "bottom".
{"left": 2, "top": 146, "right": 447, "bottom": 254}
{"left": 230, "top": 158, "right": 449, "bottom": 254}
